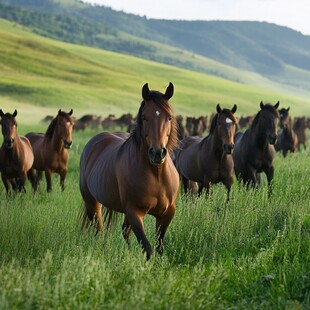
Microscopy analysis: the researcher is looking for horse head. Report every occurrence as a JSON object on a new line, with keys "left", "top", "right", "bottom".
{"left": 259, "top": 101, "right": 280, "bottom": 145}
{"left": 0, "top": 109, "right": 18, "bottom": 149}
{"left": 57, "top": 109, "right": 74, "bottom": 149}
{"left": 211, "top": 104, "right": 238, "bottom": 154}
{"left": 136, "top": 82, "right": 177, "bottom": 165}
{"left": 279, "top": 107, "right": 290, "bottom": 129}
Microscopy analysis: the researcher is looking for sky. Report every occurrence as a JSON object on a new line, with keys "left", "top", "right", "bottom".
{"left": 82, "top": 0, "right": 310, "bottom": 36}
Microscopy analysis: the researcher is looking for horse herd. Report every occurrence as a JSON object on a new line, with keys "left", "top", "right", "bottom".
{"left": 0, "top": 83, "right": 307, "bottom": 259}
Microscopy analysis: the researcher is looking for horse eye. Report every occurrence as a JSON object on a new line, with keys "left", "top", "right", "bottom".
{"left": 142, "top": 115, "right": 146, "bottom": 121}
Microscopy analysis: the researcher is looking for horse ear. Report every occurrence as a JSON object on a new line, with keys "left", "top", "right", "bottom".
{"left": 164, "top": 82, "right": 174, "bottom": 100}
{"left": 69, "top": 109, "right": 73, "bottom": 115}
{"left": 287, "top": 107, "right": 290, "bottom": 112}
{"left": 216, "top": 104, "right": 221, "bottom": 113}
{"left": 142, "top": 83, "right": 150, "bottom": 100}
{"left": 231, "top": 104, "right": 237, "bottom": 114}
{"left": 0, "top": 109, "right": 3, "bottom": 117}
{"left": 58, "top": 109, "right": 62, "bottom": 115}
{"left": 274, "top": 101, "right": 280, "bottom": 109}
{"left": 260, "top": 101, "right": 264, "bottom": 109}
{"left": 13, "top": 110, "right": 17, "bottom": 117}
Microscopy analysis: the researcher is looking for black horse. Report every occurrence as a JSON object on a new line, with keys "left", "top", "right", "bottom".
{"left": 233, "top": 101, "right": 279, "bottom": 196}
{"left": 275, "top": 107, "right": 298, "bottom": 157}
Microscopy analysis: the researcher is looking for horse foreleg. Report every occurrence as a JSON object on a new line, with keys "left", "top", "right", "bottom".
{"left": 45, "top": 171, "right": 52, "bottom": 192}
{"left": 18, "top": 172, "right": 27, "bottom": 193}
{"left": 122, "top": 216, "right": 132, "bottom": 247}
{"left": 155, "top": 204, "right": 176, "bottom": 256}
{"left": 27, "top": 168, "right": 36, "bottom": 192}
{"left": 126, "top": 206, "right": 152, "bottom": 260}
{"left": 60, "top": 170, "right": 67, "bottom": 192}
{"left": 1, "top": 174, "right": 10, "bottom": 194}
{"left": 181, "top": 175, "right": 189, "bottom": 194}
{"left": 265, "top": 166, "right": 274, "bottom": 198}
{"left": 35, "top": 171, "right": 43, "bottom": 192}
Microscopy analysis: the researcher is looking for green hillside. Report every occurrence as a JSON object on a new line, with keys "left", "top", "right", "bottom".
{"left": 1, "top": 0, "right": 310, "bottom": 96}
{"left": 0, "top": 18, "right": 309, "bottom": 127}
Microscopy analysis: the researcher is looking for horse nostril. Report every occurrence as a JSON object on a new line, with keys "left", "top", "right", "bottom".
{"left": 64, "top": 140, "right": 72, "bottom": 149}
{"left": 161, "top": 147, "right": 167, "bottom": 159}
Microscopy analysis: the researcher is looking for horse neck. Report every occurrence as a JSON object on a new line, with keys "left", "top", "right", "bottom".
{"left": 251, "top": 122, "right": 269, "bottom": 149}
{"left": 202, "top": 133, "right": 224, "bottom": 158}
{"left": 50, "top": 129, "right": 64, "bottom": 151}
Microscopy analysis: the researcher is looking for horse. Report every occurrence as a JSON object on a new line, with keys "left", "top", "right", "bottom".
{"left": 26, "top": 109, "right": 74, "bottom": 192}
{"left": 0, "top": 110, "right": 34, "bottom": 193}
{"left": 275, "top": 107, "right": 298, "bottom": 157}
{"left": 79, "top": 83, "right": 179, "bottom": 260}
{"left": 174, "top": 104, "right": 238, "bottom": 201}
{"left": 293, "top": 116, "right": 307, "bottom": 151}
{"left": 233, "top": 101, "right": 279, "bottom": 196}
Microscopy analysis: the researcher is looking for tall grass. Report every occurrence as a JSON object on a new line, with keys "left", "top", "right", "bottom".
{"left": 0, "top": 127, "right": 309, "bottom": 309}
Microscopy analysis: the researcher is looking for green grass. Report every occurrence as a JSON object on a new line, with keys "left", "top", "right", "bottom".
{"left": 0, "top": 126, "right": 309, "bottom": 309}
{"left": 1, "top": 17, "right": 310, "bottom": 126}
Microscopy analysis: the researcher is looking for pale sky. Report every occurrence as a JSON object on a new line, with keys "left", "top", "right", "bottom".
{"left": 82, "top": 0, "right": 310, "bottom": 36}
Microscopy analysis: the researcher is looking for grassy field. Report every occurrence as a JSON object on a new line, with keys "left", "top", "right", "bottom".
{"left": 0, "top": 17, "right": 309, "bottom": 309}
{"left": 1, "top": 18, "right": 310, "bottom": 125}
{"left": 0, "top": 124, "right": 309, "bottom": 309}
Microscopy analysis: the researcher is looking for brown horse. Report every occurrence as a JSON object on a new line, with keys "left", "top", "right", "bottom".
{"left": 80, "top": 83, "right": 179, "bottom": 260}
{"left": 275, "top": 107, "right": 298, "bottom": 157}
{"left": 26, "top": 109, "right": 74, "bottom": 192}
{"left": 233, "top": 101, "right": 279, "bottom": 196}
{"left": 0, "top": 110, "right": 34, "bottom": 193}
{"left": 293, "top": 116, "right": 307, "bottom": 151}
{"left": 174, "top": 104, "right": 238, "bottom": 200}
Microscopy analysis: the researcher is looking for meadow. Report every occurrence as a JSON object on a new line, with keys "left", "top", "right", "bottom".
{"left": 0, "top": 17, "right": 309, "bottom": 309}
{"left": 0, "top": 123, "right": 309, "bottom": 309}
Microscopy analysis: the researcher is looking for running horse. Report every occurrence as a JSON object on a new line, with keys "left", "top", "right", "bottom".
{"left": 174, "top": 104, "right": 238, "bottom": 201}
{"left": 0, "top": 110, "right": 34, "bottom": 193}
{"left": 26, "top": 109, "right": 74, "bottom": 192}
{"left": 80, "top": 83, "right": 179, "bottom": 260}
{"left": 233, "top": 101, "right": 279, "bottom": 196}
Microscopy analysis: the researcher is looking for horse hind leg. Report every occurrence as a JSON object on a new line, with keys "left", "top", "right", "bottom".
{"left": 81, "top": 196, "right": 103, "bottom": 234}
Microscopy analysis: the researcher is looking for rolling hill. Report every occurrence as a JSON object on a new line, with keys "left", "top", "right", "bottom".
{"left": 0, "top": 18, "right": 309, "bottom": 128}
{"left": 1, "top": 0, "right": 310, "bottom": 96}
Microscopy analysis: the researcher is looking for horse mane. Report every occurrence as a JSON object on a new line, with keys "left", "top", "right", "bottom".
{"left": 131, "top": 90, "right": 178, "bottom": 153}
{"left": 209, "top": 109, "right": 238, "bottom": 134}
{"left": 251, "top": 104, "right": 279, "bottom": 129}
{"left": 45, "top": 111, "right": 73, "bottom": 140}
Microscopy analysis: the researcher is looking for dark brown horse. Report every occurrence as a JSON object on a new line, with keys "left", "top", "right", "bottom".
{"left": 293, "top": 116, "right": 307, "bottom": 151}
{"left": 26, "top": 109, "right": 74, "bottom": 192}
{"left": 275, "top": 107, "right": 298, "bottom": 157}
{"left": 233, "top": 101, "right": 279, "bottom": 195}
{"left": 174, "top": 104, "right": 237, "bottom": 200}
{"left": 0, "top": 110, "right": 34, "bottom": 193}
{"left": 80, "top": 83, "right": 179, "bottom": 260}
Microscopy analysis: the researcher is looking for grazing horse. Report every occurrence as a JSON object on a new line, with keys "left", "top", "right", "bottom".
{"left": 275, "top": 107, "right": 298, "bottom": 157}
{"left": 0, "top": 110, "right": 34, "bottom": 193}
{"left": 80, "top": 83, "right": 179, "bottom": 260}
{"left": 233, "top": 101, "right": 279, "bottom": 195}
{"left": 174, "top": 104, "right": 238, "bottom": 200}
{"left": 26, "top": 109, "right": 74, "bottom": 192}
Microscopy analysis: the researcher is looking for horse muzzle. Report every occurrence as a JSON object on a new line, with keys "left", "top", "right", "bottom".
{"left": 4, "top": 138, "right": 14, "bottom": 149}
{"left": 148, "top": 147, "right": 167, "bottom": 165}
{"left": 223, "top": 143, "right": 234, "bottom": 155}
{"left": 64, "top": 139, "right": 72, "bottom": 149}
{"left": 268, "top": 134, "right": 278, "bottom": 145}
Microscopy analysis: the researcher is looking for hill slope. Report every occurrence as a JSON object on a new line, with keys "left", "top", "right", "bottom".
{"left": 0, "top": 18, "right": 309, "bottom": 126}
{"left": 1, "top": 0, "right": 310, "bottom": 94}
